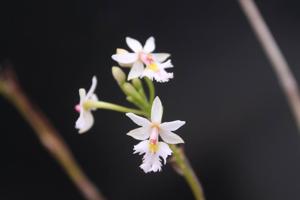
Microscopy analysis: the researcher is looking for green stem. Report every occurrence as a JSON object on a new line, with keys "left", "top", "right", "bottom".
{"left": 144, "top": 78, "right": 155, "bottom": 103}
{"left": 170, "top": 145, "right": 206, "bottom": 200}
{"left": 85, "top": 100, "right": 148, "bottom": 117}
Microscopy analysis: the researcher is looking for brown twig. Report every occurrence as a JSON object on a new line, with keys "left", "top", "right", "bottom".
{"left": 238, "top": 0, "right": 300, "bottom": 130}
{"left": 0, "top": 66, "right": 105, "bottom": 200}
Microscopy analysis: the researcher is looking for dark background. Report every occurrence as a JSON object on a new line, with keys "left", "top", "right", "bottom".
{"left": 1, "top": 0, "right": 300, "bottom": 199}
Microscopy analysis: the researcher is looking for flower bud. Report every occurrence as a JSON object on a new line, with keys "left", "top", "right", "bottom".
{"left": 116, "top": 48, "right": 128, "bottom": 54}
{"left": 123, "top": 83, "right": 139, "bottom": 97}
{"left": 112, "top": 66, "right": 126, "bottom": 85}
{"left": 132, "top": 78, "right": 143, "bottom": 90}
{"left": 123, "top": 83, "right": 147, "bottom": 108}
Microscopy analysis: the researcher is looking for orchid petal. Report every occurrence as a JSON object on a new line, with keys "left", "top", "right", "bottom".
{"left": 126, "top": 37, "right": 143, "bottom": 52}
{"left": 127, "top": 127, "right": 150, "bottom": 140}
{"left": 128, "top": 61, "right": 144, "bottom": 80}
{"left": 151, "top": 97, "right": 163, "bottom": 123}
{"left": 152, "top": 53, "right": 170, "bottom": 62}
{"left": 158, "top": 142, "right": 172, "bottom": 164}
{"left": 126, "top": 113, "right": 150, "bottom": 127}
{"left": 143, "top": 36, "right": 155, "bottom": 53}
{"left": 133, "top": 140, "right": 149, "bottom": 155}
{"left": 160, "top": 120, "right": 186, "bottom": 131}
{"left": 75, "top": 110, "right": 94, "bottom": 134}
{"left": 161, "top": 59, "right": 173, "bottom": 69}
{"left": 159, "top": 130, "right": 184, "bottom": 144}
{"left": 112, "top": 53, "right": 138, "bottom": 64}
{"left": 152, "top": 69, "right": 173, "bottom": 82}
{"left": 115, "top": 49, "right": 133, "bottom": 67}
{"left": 79, "top": 88, "right": 86, "bottom": 103}
{"left": 86, "top": 76, "right": 97, "bottom": 98}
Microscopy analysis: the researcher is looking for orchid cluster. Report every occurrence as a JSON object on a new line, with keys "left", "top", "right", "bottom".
{"left": 75, "top": 37, "right": 185, "bottom": 173}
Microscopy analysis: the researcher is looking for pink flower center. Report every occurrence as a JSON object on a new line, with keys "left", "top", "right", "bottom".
{"left": 140, "top": 53, "right": 160, "bottom": 72}
{"left": 140, "top": 53, "right": 154, "bottom": 65}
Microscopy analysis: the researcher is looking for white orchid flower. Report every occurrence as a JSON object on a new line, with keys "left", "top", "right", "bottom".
{"left": 126, "top": 96, "right": 185, "bottom": 173}
{"left": 112, "top": 37, "right": 173, "bottom": 82}
{"left": 75, "top": 76, "right": 98, "bottom": 134}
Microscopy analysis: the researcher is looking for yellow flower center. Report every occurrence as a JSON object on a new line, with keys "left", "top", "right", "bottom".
{"left": 149, "top": 140, "right": 159, "bottom": 153}
{"left": 148, "top": 63, "right": 159, "bottom": 72}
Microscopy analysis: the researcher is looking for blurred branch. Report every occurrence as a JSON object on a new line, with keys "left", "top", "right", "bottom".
{"left": 170, "top": 145, "right": 206, "bottom": 200}
{"left": 0, "top": 66, "right": 105, "bottom": 200}
{"left": 238, "top": 0, "right": 300, "bottom": 131}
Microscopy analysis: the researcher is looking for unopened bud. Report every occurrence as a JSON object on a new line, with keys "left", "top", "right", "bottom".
{"left": 123, "top": 83, "right": 148, "bottom": 108}
{"left": 112, "top": 66, "right": 126, "bottom": 85}
{"left": 132, "top": 78, "right": 143, "bottom": 90}
{"left": 116, "top": 48, "right": 129, "bottom": 54}
{"left": 123, "top": 83, "right": 138, "bottom": 97}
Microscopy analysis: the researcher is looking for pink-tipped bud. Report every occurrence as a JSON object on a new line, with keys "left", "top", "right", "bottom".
{"left": 75, "top": 104, "right": 81, "bottom": 112}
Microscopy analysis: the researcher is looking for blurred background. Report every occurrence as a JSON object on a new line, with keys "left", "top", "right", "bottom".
{"left": 1, "top": 0, "right": 300, "bottom": 199}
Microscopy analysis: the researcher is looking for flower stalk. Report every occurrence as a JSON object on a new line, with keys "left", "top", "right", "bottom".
{"left": 0, "top": 68, "right": 105, "bottom": 200}
{"left": 111, "top": 68, "right": 206, "bottom": 199}
{"left": 84, "top": 100, "right": 148, "bottom": 117}
{"left": 170, "top": 145, "right": 205, "bottom": 200}
{"left": 74, "top": 36, "right": 206, "bottom": 200}
{"left": 145, "top": 77, "right": 155, "bottom": 103}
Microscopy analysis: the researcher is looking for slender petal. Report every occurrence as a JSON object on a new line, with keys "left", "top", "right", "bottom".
{"left": 126, "top": 37, "right": 143, "bottom": 52}
{"left": 126, "top": 113, "right": 150, "bottom": 127}
{"left": 79, "top": 89, "right": 86, "bottom": 103}
{"left": 151, "top": 97, "right": 163, "bottom": 123}
{"left": 127, "top": 127, "right": 151, "bottom": 140}
{"left": 159, "top": 130, "right": 184, "bottom": 144}
{"left": 86, "top": 76, "right": 97, "bottom": 98}
{"left": 152, "top": 53, "right": 170, "bottom": 62}
{"left": 128, "top": 61, "right": 144, "bottom": 80}
{"left": 112, "top": 53, "right": 138, "bottom": 64}
{"left": 160, "top": 120, "right": 186, "bottom": 131}
{"left": 143, "top": 36, "right": 155, "bottom": 53}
